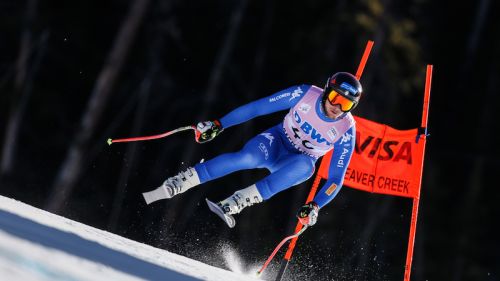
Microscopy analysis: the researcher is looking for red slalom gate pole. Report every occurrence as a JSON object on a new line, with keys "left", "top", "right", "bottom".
{"left": 272, "top": 40, "right": 375, "bottom": 281}
{"left": 403, "top": 64, "right": 432, "bottom": 281}
{"left": 355, "top": 40, "right": 374, "bottom": 79}
{"left": 107, "top": 125, "right": 195, "bottom": 145}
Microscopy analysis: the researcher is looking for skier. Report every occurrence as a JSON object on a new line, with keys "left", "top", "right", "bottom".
{"left": 142, "top": 72, "right": 362, "bottom": 228}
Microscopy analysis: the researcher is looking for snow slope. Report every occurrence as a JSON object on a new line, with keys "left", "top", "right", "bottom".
{"left": 0, "top": 196, "right": 261, "bottom": 281}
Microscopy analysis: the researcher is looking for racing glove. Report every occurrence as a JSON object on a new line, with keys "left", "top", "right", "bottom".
{"left": 297, "top": 201, "right": 319, "bottom": 226}
{"left": 194, "top": 120, "right": 223, "bottom": 143}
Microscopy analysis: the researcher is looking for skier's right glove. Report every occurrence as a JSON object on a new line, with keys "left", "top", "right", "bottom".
{"left": 297, "top": 201, "right": 319, "bottom": 226}
{"left": 195, "top": 120, "right": 223, "bottom": 143}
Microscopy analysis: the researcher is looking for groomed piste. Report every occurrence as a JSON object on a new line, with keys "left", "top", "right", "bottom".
{"left": 0, "top": 195, "right": 260, "bottom": 281}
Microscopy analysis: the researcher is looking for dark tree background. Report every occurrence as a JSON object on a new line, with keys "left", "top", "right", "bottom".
{"left": 1, "top": 0, "right": 499, "bottom": 280}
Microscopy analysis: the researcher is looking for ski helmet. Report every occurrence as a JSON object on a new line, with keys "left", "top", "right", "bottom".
{"left": 323, "top": 72, "right": 363, "bottom": 112}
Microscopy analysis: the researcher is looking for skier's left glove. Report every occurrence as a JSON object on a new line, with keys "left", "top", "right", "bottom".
{"left": 297, "top": 201, "right": 319, "bottom": 226}
{"left": 194, "top": 120, "right": 223, "bottom": 143}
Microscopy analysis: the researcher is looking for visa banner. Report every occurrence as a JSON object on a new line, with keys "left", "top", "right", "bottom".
{"left": 319, "top": 115, "right": 426, "bottom": 199}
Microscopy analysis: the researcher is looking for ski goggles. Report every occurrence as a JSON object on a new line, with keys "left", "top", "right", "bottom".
{"left": 326, "top": 89, "right": 357, "bottom": 112}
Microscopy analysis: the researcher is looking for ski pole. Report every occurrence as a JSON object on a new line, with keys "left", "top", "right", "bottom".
{"left": 275, "top": 174, "right": 322, "bottom": 281}
{"left": 256, "top": 224, "right": 309, "bottom": 276}
{"left": 107, "top": 125, "right": 195, "bottom": 145}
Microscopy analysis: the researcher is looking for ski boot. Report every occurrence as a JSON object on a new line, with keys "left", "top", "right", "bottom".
{"left": 143, "top": 167, "right": 200, "bottom": 204}
{"left": 206, "top": 184, "right": 263, "bottom": 228}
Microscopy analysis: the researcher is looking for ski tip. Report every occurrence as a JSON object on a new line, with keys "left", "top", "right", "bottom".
{"left": 107, "top": 138, "right": 113, "bottom": 146}
{"left": 142, "top": 192, "right": 153, "bottom": 205}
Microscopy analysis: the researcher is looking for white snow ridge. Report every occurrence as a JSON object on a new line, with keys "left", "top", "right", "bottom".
{"left": 0, "top": 196, "right": 261, "bottom": 281}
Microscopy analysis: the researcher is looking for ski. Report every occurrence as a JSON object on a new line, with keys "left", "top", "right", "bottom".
{"left": 142, "top": 185, "right": 173, "bottom": 205}
{"left": 205, "top": 198, "right": 236, "bottom": 228}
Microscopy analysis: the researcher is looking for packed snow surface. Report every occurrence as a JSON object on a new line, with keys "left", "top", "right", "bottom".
{"left": 0, "top": 195, "right": 261, "bottom": 281}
